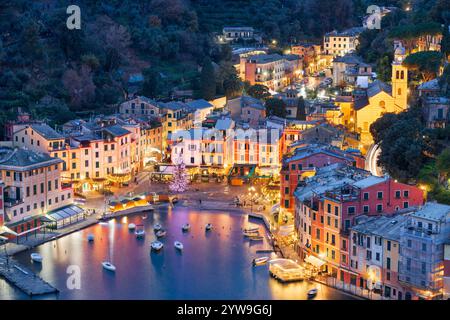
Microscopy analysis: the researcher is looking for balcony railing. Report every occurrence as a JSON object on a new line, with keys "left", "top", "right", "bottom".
{"left": 4, "top": 198, "right": 24, "bottom": 207}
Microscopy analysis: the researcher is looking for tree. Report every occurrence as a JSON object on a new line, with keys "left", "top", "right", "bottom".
{"left": 265, "top": 98, "right": 287, "bottom": 118}
{"left": 376, "top": 54, "right": 393, "bottom": 83}
{"left": 62, "top": 65, "right": 96, "bottom": 108}
{"left": 247, "top": 84, "right": 270, "bottom": 100}
{"left": 296, "top": 96, "right": 306, "bottom": 120}
{"left": 403, "top": 51, "right": 443, "bottom": 82}
{"left": 142, "top": 68, "right": 163, "bottom": 98}
{"left": 169, "top": 159, "right": 189, "bottom": 193}
{"left": 441, "top": 24, "right": 450, "bottom": 60}
{"left": 370, "top": 108, "right": 436, "bottom": 182}
{"left": 436, "top": 147, "right": 450, "bottom": 185}
{"left": 223, "top": 73, "right": 243, "bottom": 99}
{"left": 200, "top": 57, "right": 216, "bottom": 100}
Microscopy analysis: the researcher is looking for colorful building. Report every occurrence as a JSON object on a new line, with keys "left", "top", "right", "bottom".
{"left": 293, "top": 163, "right": 425, "bottom": 289}
{"left": 0, "top": 147, "right": 75, "bottom": 236}
{"left": 399, "top": 202, "right": 450, "bottom": 300}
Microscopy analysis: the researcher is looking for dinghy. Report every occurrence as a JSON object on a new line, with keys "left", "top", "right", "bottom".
{"left": 156, "top": 230, "right": 167, "bottom": 238}
{"left": 128, "top": 223, "right": 136, "bottom": 230}
{"left": 252, "top": 256, "right": 269, "bottom": 266}
{"left": 102, "top": 261, "right": 116, "bottom": 272}
{"left": 30, "top": 253, "right": 43, "bottom": 263}
{"left": 182, "top": 223, "right": 191, "bottom": 232}
{"left": 205, "top": 223, "right": 213, "bottom": 231}
{"left": 307, "top": 288, "right": 318, "bottom": 299}
{"left": 151, "top": 241, "right": 164, "bottom": 251}
{"left": 174, "top": 241, "right": 184, "bottom": 250}
{"left": 87, "top": 234, "right": 95, "bottom": 242}
{"left": 153, "top": 223, "right": 162, "bottom": 231}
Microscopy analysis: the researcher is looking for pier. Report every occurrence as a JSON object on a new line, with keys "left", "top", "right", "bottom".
{"left": 0, "top": 257, "right": 58, "bottom": 296}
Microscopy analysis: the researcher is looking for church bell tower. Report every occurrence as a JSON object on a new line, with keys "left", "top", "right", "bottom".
{"left": 391, "top": 44, "right": 408, "bottom": 110}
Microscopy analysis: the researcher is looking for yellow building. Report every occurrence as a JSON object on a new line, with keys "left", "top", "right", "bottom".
{"left": 328, "top": 45, "right": 409, "bottom": 147}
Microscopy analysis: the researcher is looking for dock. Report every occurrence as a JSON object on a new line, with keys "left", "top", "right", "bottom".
{"left": 248, "top": 212, "right": 271, "bottom": 230}
{"left": 0, "top": 257, "right": 58, "bottom": 296}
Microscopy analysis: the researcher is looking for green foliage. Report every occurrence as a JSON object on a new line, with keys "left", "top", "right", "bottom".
{"left": 296, "top": 96, "right": 306, "bottom": 120}
{"left": 247, "top": 85, "right": 270, "bottom": 100}
{"left": 403, "top": 51, "right": 443, "bottom": 82}
{"left": 436, "top": 147, "right": 450, "bottom": 179}
{"left": 142, "top": 68, "right": 165, "bottom": 99}
{"left": 265, "top": 98, "right": 287, "bottom": 118}
{"left": 199, "top": 57, "right": 216, "bottom": 100}
{"left": 389, "top": 22, "right": 443, "bottom": 40}
{"left": 376, "top": 54, "right": 393, "bottom": 83}
{"left": 370, "top": 107, "right": 438, "bottom": 182}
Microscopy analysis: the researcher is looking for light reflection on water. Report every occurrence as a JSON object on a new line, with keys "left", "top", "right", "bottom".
{"left": 4, "top": 208, "right": 354, "bottom": 300}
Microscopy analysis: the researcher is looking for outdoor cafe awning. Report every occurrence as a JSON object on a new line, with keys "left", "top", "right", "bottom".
{"left": 0, "top": 225, "right": 18, "bottom": 236}
{"left": 305, "top": 255, "right": 326, "bottom": 268}
{"left": 46, "top": 205, "right": 84, "bottom": 222}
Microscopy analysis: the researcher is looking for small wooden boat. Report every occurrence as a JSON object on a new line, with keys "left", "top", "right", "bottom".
{"left": 182, "top": 223, "right": 191, "bottom": 232}
{"left": 87, "top": 234, "right": 95, "bottom": 242}
{"left": 153, "top": 223, "right": 162, "bottom": 231}
{"left": 243, "top": 230, "right": 260, "bottom": 237}
{"left": 128, "top": 223, "right": 136, "bottom": 230}
{"left": 205, "top": 223, "right": 213, "bottom": 231}
{"left": 174, "top": 241, "right": 184, "bottom": 250}
{"left": 252, "top": 256, "right": 269, "bottom": 266}
{"left": 102, "top": 261, "right": 116, "bottom": 272}
{"left": 30, "top": 253, "right": 43, "bottom": 263}
{"left": 307, "top": 288, "right": 318, "bottom": 298}
{"left": 156, "top": 230, "right": 167, "bottom": 238}
{"left": 151, "top": 241, "right": 164, "bottom": 251}
{"left": 248, "top": 235, "right": 264, "bottom": 241}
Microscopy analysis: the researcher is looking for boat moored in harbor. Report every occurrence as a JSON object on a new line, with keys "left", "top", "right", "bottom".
{"left": 182, "top": 223, "right": 191, "bottom": 232}
{"left": 248, "top": 235, "right": 264, "bottom": 241}
{"left": 30, "top": 253, "right": 43, "bottom": 263}
{"left": 252, "top": 256, "right": 269, "bottom": 266}
{"left": 87, "top": 234, "right": 95, "bottom": 242}
{"left": 128, "top": 223, "right": 136, "bottom": 230}
{"left": 153, "top": 223, "right": 162, "bottom": 231}
{"left": 174, "top": 241, "right": 183, "bottom": 250}
{"left": 102, "top": 261, "right": 116, "bottom": 272}
{"left": 243, "top": 230, "right": 260, "bottom": 237}
{"left": 307, "top": 288, "right": 318, "bottom": 299}
{"left": 156, "top": 230, "right": 167, "bottom": 238}
{"left": 205, "top": 223, "right": 213, "bottom": 231}
{"left": 151, "top": 241, "right": 164, "bottom": 251}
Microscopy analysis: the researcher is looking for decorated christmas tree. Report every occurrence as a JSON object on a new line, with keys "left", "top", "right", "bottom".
{"left": 169, "top": 159, "right": 189, "bottom": 193}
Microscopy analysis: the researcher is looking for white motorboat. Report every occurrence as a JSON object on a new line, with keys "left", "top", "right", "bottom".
{"left": 205, "top": 223, "right": 213, "bottom": 231}
{"left": 252, "top": 256, "right": 269, "bottom": 266}
{"left": 102, "top": 261, "right": 116, "bottom": 272}
{"left": 135, "top": 229, "right": 145, "bottom": 238}
{"left": 248, "top": 235, "right": 264, "bottom": 241}
{"left": 87, "top": 234, "right": 95, "bottom": 242}
{"left": 244, "top": 227, "right": 259, "bottom": 233}
{"left": 153, "top": 223, "right": 162, "bottom": 231}
{"left": 243, "top": 230, "right": 260, "bottom": 237}
{"left": 182, "top": 223, "right": 191, "bottom": 232}
{"left": 30, "top": 253, "right": 43, "bottom": 263}
{"left": 151, "top": 241, "right": 164, "bottom": 251}
{"left": 128, "top": 223, "right": 136, "bottom": 230}
{"left": 174, "top": 241, "right": 184, "bottom": 250}
{"left": 307, "top": 288, "right": 318, "bottom": 298}
{"left": 156, "top": 230, "right": 167, "bottom": 238}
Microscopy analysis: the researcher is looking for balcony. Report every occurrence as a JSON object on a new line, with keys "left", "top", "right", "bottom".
{"left": 61, "top": 182, "right": 73, "bottom": 190}
{"left": 4, "top": 197, "right": 24, "bottom": 208}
